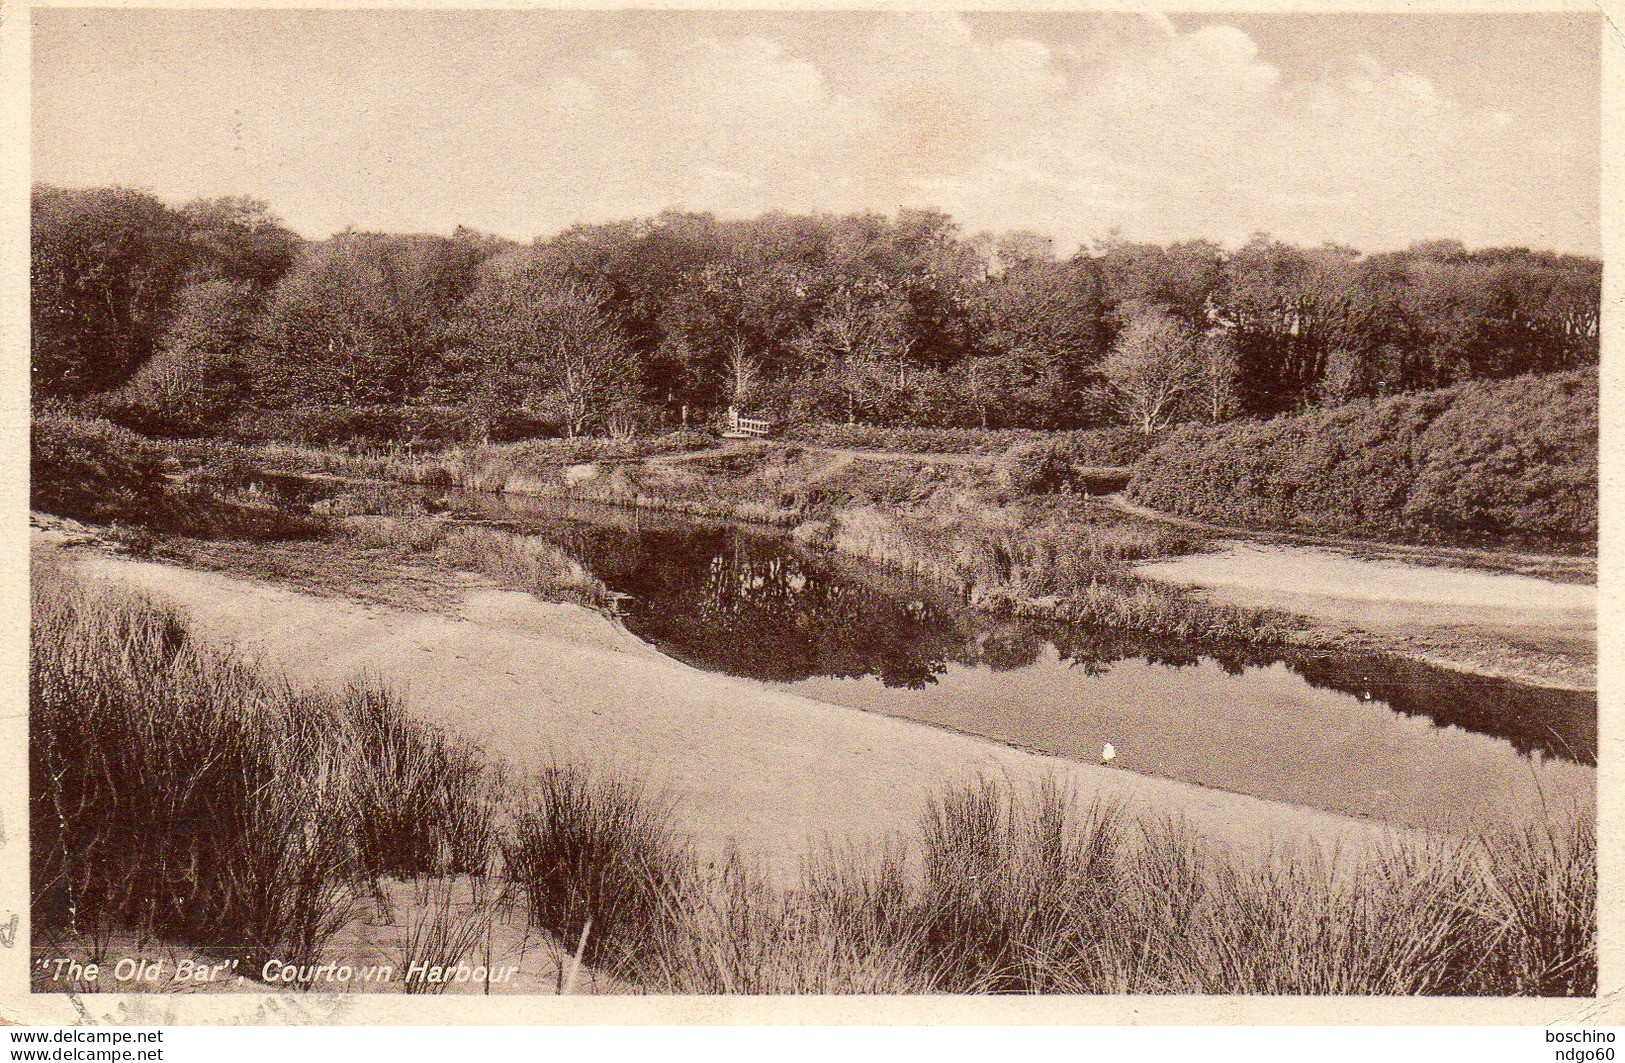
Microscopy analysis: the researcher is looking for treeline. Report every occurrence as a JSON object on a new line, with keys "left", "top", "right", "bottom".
{"left": 33, "top": 184, "right": 1600, "bottom": 441}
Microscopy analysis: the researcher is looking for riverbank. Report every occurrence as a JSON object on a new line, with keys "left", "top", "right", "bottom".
{"left": 230, "top": 434, "right": 1593, "bottom": 690}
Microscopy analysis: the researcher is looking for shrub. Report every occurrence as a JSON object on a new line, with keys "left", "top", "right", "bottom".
{"left": 997, "top": 439, "right": 1077, "bottom": 493}
{"left": 1056, "top": 426, "right": 1158, "bottom": 467}
{"left": 787, "top": 423, "right": 1033, "bottom": 455}
{"left": 1129, "top": 371, "right": 1596, "bottom": 550}
{"left": 31, "top": 409, "right": 173, "bottom": 525}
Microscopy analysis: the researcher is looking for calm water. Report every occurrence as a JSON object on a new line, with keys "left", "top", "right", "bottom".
{"left": 444, "top": 491, "right": 1594, "bottom": 831}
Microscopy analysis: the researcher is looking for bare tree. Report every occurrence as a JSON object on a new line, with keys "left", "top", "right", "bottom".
{"left": 1097, "top": 306, "right": 1202, "bottom": 435}
{"left": 450, "top": 266, "right": 639, "bottom": 438}
{"left": 1196, "top": 329, "right": 1241, "bottom": 422}
{"left": 725, "top": 335, "right": 760, "bottom": 407}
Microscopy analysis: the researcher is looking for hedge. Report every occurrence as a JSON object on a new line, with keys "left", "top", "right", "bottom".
{"left": 1128, "top": 371, "right": 1596, "bottom": 551}
{"left": 786, "top": 423, "right": 1158, "bottom": 463}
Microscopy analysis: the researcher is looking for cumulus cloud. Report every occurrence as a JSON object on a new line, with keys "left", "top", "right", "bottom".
{"left": 483, "top": 13, "right": 1589, "bottom": 251}
{"left": 31, "top": 11, "right": 1599, "bottom": 253}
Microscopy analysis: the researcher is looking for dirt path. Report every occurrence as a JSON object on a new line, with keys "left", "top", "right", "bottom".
{"left": 61, "top": 545, "right": 1402, "bottom": 872}
{"left": 795, "top": 444, "right": 993, "bottom": 468}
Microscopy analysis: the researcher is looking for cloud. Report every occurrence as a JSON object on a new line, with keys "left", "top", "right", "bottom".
{"left": 31, "top": 11, "right": 1598, "bottom": 253}
{"left": 488, "top": 14, "right": 1581, "bottom": 250}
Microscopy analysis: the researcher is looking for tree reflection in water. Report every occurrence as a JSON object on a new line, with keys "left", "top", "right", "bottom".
{"left": 456, "top": 494, "right": 1595, "bottom": 767}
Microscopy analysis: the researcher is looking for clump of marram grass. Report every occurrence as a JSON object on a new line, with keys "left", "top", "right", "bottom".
{"left": 497, "top": 772, "right": 1594, "bottom": 996}
{"left": 621, "top": 845, "right": 935, "bottom": 994}
{"left": 345, "top": 684, "right": 500, "bottom": 878}
{"left": 394, "top": 876, "right": 505, "bottom": 995}
{"left": 29, "top": 556, "right": 498, "bottom": 980}
{"left": 1480, "top": 814, "right": 1597, "bottom": 996}
{"left": 501, "top": 765, "right": 692, "bottom": 978}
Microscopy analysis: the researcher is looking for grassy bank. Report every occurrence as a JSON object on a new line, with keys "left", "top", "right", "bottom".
{"left": 34, "top": 411, "right": 1284, "bottom": 651}
{"left": 1130, "top": 371, "right": 1597, "bottom": 553}
{"left": 31, "top": 559, "right": 1595, "bottom": 995}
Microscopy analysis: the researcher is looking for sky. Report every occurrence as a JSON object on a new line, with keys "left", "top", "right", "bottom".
{"left": 31, "top": 9, "right": 1602, "bottom": 255}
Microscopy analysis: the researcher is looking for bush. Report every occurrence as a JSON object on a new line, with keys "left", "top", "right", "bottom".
{"left": 31, "top": 409, "right": 173, "bottom": 525}
{"left": 993, "top": 430, "right": 1148, "bottom": 495}
{"left": 1129, "top": 372, "right": 1596, "bottom": 550}
{"left": 1055, "top": 426, "right": 1158, "bottom": 467}
{"left": 997, "top": 440, "right": 1077, "bottom": 493}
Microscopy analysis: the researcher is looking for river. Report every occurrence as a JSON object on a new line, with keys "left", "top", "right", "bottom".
{"left": 439, "top": 490, "right": 1594, "bottom": 832}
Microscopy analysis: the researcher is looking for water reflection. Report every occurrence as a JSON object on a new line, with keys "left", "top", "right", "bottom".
{"left": 443, "top": 492, "right": 1595, "bottom": 828}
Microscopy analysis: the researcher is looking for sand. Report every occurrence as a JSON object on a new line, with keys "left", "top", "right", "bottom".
{"left": 1136, "top": 541, "right": 1596, "bottom": 690}
{"left": 68, "top": 548, "right": 1398, "bottom": 870}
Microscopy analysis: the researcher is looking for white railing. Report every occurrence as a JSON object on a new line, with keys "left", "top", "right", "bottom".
{"left": 729, "top": 414, "right": 773, "bottom": 437}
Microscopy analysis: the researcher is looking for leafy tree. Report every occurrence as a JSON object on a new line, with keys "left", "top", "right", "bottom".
{"left": 974, "top": 257, "right": 1107, "bottom": 426}
{"left": 31, "top": 185, "right": 190, "bottom": 397}
{"left": 177, "top": 196, "right": 301, "bottom": 291}
{"left": 1221, "top": 238, "right": 1378, "bottom": 416}
{"left": 119, "top": 279, "right": 258, "bottom": 431}
{"left": 795, "top": 282, "right": 914, "bottom": 424}
{"left": 659, "top": 259, "right": 807, "bottom": 411}
{"left": 1094, "top": 236, "right": 1224, "bottom": 328}
{"left": 991, "top": 230, "right": 1056, "bottom": 275}
{"left": 958, "top": 349, "right": 1061, "bottom": 430}
{"left": 253, "top": 232, "right": 488, "bottom": 406}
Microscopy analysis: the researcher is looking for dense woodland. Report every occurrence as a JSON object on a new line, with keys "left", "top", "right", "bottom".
{"left": 33, "top": 184, "right": 1601, "bottom": 441}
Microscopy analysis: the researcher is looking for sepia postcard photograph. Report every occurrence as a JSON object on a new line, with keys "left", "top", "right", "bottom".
{"left": 2, "top": 0, "right": 1613, "bottom": 1028}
